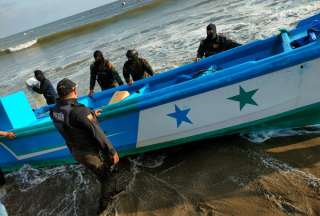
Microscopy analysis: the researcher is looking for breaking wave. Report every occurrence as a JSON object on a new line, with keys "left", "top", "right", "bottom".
{"left": 0, "top": 40, "right": 38, "bottom": 55}
{"left": 0, "top": 0, "right": 165, "bottom": 56}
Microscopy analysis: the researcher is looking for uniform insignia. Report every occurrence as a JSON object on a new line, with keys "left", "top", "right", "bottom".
{"left": 87, "top": 114, "right": 94, "bottom": 121}
{"left": 52, "top": 112, "right": 64, "bottom": 121}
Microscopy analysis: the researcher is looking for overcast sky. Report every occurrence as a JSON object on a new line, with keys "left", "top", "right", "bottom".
{"left": 0, "top": 0, "right": 116, "bottom": 38}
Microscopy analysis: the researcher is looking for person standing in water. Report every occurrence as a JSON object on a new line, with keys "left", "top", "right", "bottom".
{"left": 31, "top": 70, "right": 57, "bottom": 105}
{"left": 50, "top": 78, "right": 121, "bottom": 214}
{"left": 196, "top": 23, "right": 241, "bottom": 61}
{"left": 89, "top": 50, "right": 124, "bottom": 97}
{"left": 123, "top": 49, "right": 154, "bottom": 85}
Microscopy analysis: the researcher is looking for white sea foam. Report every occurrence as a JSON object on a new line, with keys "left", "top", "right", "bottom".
{"left": 241, "top": 126, "right": 320, "bottom": 143}
{"left": 6, "top": 39, "right": 38, "bottom": 52}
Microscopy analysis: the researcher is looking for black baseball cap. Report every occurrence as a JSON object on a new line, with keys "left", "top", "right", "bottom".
{"left": 57, "top": 78, "right": 77, "bottom": 97}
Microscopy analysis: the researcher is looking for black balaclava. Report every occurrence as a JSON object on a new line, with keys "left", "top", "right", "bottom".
{"left": 34, "top": 70, "right": 45, "bottom": 82}
{"left": 93, "top": 50, "right": 104, "bottom": 64}
{"left": 206, "top": 23, "right": 217, "bottom": 39}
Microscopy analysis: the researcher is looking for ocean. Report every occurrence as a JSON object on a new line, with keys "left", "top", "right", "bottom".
{"left": 0, "top": 0, "right": 320, "bottom": 215}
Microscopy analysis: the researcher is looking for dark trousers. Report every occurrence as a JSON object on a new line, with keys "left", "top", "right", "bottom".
{"left": 73, "top": 151, "right": 117, "bottom": 212}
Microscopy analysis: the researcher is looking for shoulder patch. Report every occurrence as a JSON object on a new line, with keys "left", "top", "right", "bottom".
{"left": 52, "top": 112, "right": 64, "bottom": 121}
{"left": 87, "top": 113, "right": 94, "bottom": 122}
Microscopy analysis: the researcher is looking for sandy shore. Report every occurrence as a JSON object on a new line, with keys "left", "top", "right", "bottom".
{"left": 111, "top": 135, "right": 320, "bottom": 216}
{"left": 2, "top": 134, "right": 320, "bottom": 216}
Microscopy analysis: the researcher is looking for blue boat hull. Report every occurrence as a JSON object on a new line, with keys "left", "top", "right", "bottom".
{"left": 1, "top": 13, "right": 320, "bottom": 171}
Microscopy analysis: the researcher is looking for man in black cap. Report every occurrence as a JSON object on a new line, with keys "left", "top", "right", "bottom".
{"left": 89, "top": 50, "right": 124, "bottom": 97}
{"left": 123, "top": 49, "right": 154, "bottom": 85}
{"left": 50, "top": 78, "right": 120, "bottom": 213}
{"left": 196, "top": 23, "right": 241, "bottom": 61}
{"left": 32, "top": 70, "right": 57, "bottom": 105}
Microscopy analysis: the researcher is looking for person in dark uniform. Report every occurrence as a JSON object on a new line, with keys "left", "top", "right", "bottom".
{"left": 123, "top": 49, "right": 154, "bottom": 85}
{"left": 50, "top": 78, "right": 120, "bottom": 213}
{"left": 196, "top": 23, "right": 241, "bottom": 61}
{"left": 0, "top": 131, "right": 16, "bottom": 186}
{"left": 32, "top": 70, "right": 57, "bottom": 105}
{"left": 89, "top": 50, "right": 124, "bottom": 97}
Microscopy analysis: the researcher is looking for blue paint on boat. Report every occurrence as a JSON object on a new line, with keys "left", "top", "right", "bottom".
{"left": 0, "top": 13, "right": 320, "bottom": 171}
{"left": 99, "top": 111, "right": 140, "bottom": 152}
{"left": 0, "top": 91, "right": 36, "bottom": 130}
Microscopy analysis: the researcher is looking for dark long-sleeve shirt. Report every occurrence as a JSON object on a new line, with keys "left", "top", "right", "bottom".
{"left": 32, "top": 79, "right": 57, "bottom": 104}
{"left": 197, "top": 34, "right": 241, "bottom": 58}
{"left": 50, "top": 99, "right": 116, "bottom": 155}
{"left": 123, "top": 58, "right": 154, "bottom": 83}
{"left": 90, "top": 60, "right": 123, "bottom": 91}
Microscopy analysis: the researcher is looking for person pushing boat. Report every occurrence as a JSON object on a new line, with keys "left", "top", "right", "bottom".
{"left": 88, "top": 50, "right": 124, "bottom": 97}
{"left": 30, "top": 70, "right": 58, "bottom": 105}
{"left": 50, "top": 78, "right": 121, "bottom": 214}
{"left": 123, "top": 49, "right": 154, "bottom": 85}
{"left": 196, "top": 23, "right": 241, "bottom": 61}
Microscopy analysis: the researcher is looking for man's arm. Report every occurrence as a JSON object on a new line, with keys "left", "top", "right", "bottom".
{"left": 197, "top": 40, "right": 205, "bottom": 59}
{"left": 71, "top": 107, "right": 117, "bottom": 156}
{"left": 142, "top": 59, "right": 154, "bottom": 76}
{"left": 89, "top": 64, "right": 97, "bottom": 96}
{"left": 223, "top": 36, "right": 241, "bottom": 50}
{"left": 123, "top": 63, "right": 132, "bottom": 84}
{"left": 32, "top": 84, "right": 43, "bottom": 94}
{"left": 107, "top": 62, "right": 124, "bottom": 86}
{"left": 0, "top": 131, "right": 7, "bottom": 137}
{"left": 89, "top": 64, "right": 97, "bottom": 91}
{"left": 0, "top": 131, "right": 16, "bottom": 139}
{"left": 41, "top": 79, "right": 54, "bottom": 96}
{"left": 113, "top": 70, "right": 124, "bottom": 86}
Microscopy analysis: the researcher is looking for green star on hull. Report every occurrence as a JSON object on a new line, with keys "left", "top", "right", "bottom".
{"left": 228, "top": 86, "right": 259, "bottom": 110}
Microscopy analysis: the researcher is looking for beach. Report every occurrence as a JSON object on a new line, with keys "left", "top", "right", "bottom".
{"left": 1, "top": 133, "right": 319, "bottom": 215}
{"left": 0, "top": 0, "right": 320, "bottom": 215}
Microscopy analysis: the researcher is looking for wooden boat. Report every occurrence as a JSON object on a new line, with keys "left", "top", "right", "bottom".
{"left": 1, "top": 13, "right": 320, "bottom": 171}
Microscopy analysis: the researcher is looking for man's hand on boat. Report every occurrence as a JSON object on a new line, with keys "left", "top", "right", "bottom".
{"left": 193, "top": 57, "right": 201, "bottom": 62}
{"left": 94, "top": 109, "right": 102, "bottom": 117}
{"left": 111, "top": 152, "right": 119, "bottom": 165}
{"left": 0, "top": 132, "right": 16, "bottom": 140}
{"left": 6, "top": 132, "right": 16, "bottom": 140}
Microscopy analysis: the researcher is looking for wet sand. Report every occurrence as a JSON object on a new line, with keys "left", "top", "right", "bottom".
{"left": 2, "top": 134, "right": 320, "bottom": 215}
{"left": 110, "top": 135, "right": 320, "bottom": 216}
